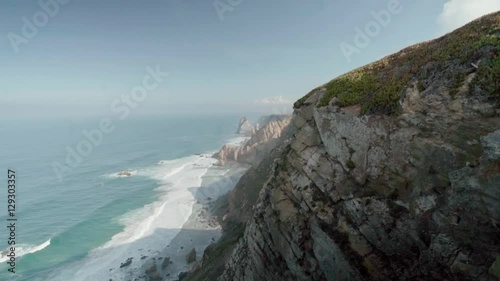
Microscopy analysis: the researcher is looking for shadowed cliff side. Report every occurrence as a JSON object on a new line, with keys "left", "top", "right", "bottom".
{"left": 181, "top": 116, "right": 292, "bottom": 281}
{"left": 184, "top": 12, "right": 500, "bottom": 281}
{"left": 182, "top": 142, "right": 291, "bottom": 281}
{"left": 218, "top": 12, "right": 500, "bottom": 281}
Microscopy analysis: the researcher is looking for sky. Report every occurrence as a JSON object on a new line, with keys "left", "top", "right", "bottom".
{"left": 0, "top": 0, "right": 499, "bottom": 119}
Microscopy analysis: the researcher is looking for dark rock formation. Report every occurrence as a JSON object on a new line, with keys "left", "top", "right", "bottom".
{"left": 161, "top": 256, "right": 172, "bottom": 269}
{"left": 178, "top": 271, "right": 188, "bottom": 280}
{"left": 118, "top": 170, "right": 132, "bottom": 177}
{"left": 119, "top": 257, "right": 133, "bottom": 268}
{"left": 186, "top": 248, "right": 197, "bottom": 264}
{"left": 144, "top": 263, "right": 162, "bottom": 281}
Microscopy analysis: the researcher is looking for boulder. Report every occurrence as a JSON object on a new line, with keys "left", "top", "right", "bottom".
{"left": 119, "top": 257, "right": 132, "bottom": 268}
{"left": 118, "top": 170, "right": 132, "bottom": 177}
{"left": 186, "top": 248, "right": 196, "bottom": 264}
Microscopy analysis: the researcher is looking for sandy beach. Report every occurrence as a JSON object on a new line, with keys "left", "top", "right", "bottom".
{"left": 44, "top": 149, "right": 249, "bottom": 281}
{"left": 135, "top": 161, "right": 249, "bottom": 281}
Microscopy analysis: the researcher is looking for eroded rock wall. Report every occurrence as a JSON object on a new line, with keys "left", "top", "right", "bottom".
{"left": 220, "top": 80, "right": 500, "bottom": 281}
{"left": 217, "top": 115, "right": 292, "bottom": 167}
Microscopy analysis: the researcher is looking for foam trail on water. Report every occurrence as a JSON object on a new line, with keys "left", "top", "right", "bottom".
{"left": 0, "top": 239, "right": 51, "bottom": 263}
{"left": 65, "top": 153, "right": 217, "bottom": 281}
{"left": 48, "top": 136, "right": 246, "bottom": 281}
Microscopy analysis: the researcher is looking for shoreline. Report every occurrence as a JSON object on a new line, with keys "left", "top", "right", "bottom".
{"left": 136, "top": 160, "right": 249, "bottom": 281}
{"left": 46, "top": 149, "right": 248, "bottom": 280}
{"left": 36, "top": 134, "right": 252, "bottom": 281}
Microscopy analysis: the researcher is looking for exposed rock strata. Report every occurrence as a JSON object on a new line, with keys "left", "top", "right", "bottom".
{"left": 217, "top": 115, "right": 292, "bottom": 166}
{"left": 256, "top": 115, "right": 290, "bottom": 130}
{"left": 182, "top": 139, "right": 291, "bottom": 281}
{"left": 186, "top": 13, "right": 500, "bottom": 281}
{"left": 236, "top": 117, "right": 255, "bottom": 136}
{"left": 219, "top": 74, "right": 500, "bottom": 281}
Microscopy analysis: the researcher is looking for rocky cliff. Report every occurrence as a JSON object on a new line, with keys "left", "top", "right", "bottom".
{"left": 216, "top": 13, "right": 500, "bottom": 281}
{"left": 255, "top": 115, "right": 290, "bottom": 130}
{"left": 182, "top": 140, "right": 291, "bottom": 281}
{"left": 236, "top": 117, "right": 255, "bottom": 136}
{"left": 216, "top": 115, "right": 292, "bottom": 167}
{"left": 181, "top": 116, "right": 292, "bottom": 281}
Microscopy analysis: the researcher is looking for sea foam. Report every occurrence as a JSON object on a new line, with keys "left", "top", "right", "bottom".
{"left": 0, "top": 239, "right": 51, "bottom": 263}
{"left": 68, "top": 153, "right": 219, "bottom": 281}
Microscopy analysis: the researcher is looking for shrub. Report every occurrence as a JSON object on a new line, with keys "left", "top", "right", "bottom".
{"left": 470, "top": 53, "right": 500, "bottom": 104}
{"left": 295, "top": 13, "right": 500, "bottom": 114}
{"left": 346, "top": 160, "right": 356, "bottom": 170}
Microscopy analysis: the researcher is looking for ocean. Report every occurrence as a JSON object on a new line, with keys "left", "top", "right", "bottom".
{"left": 0, "top": 115, "right": 248, "bottom": 281}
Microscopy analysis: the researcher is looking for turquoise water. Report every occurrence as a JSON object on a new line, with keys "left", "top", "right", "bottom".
{"left": 0, "top": 115, "right": 242, "bottom": 280}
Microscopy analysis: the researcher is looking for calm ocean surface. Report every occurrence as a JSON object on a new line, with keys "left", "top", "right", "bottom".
{"left": 0, "top": 115, "right": 246, "bottom": 280}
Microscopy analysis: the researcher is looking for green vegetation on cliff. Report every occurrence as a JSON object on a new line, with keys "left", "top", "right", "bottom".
{"left": 295, "top": 12, "right": 500, "bottom": 114}
{"left": 186, "top": 14, "right": 500, "bottom": 281}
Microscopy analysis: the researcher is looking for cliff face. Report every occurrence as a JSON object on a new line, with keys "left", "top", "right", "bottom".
{"left": 236, "top": 117, "right": 255, "bottom": 136}
{"left": 218, "top": 13, "right": 500, "bottom": 281}
{"left": 182, "top": 118, "right": 292, "bottom": 281}
{"left": 217, "top": 115, "right": 292, "bottom": 167}
{"left": 255, "top": 115, "right": 290, "bottom": 130}
{"left": 183, "top": 143, "right": 292, "bottom": 281}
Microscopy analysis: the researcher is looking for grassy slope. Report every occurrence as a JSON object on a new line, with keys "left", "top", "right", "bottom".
{"left": 295, "top": 12, "right": 500, "bottom": 114}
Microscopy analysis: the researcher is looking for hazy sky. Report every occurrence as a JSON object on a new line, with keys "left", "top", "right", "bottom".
{"left": 1, "top": 0, "right": 499, "bottom": 119}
